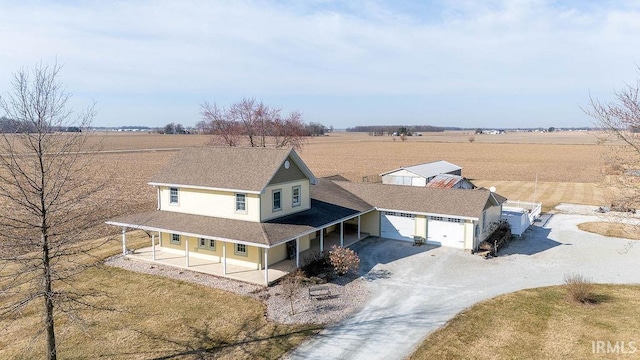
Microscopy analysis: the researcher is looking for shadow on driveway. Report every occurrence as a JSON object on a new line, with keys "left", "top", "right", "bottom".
{"left": 493, "top": 213, "right": 566, "bottom": 256}
{"left": 350, "top": 237, "right": 439, "bottom": 280}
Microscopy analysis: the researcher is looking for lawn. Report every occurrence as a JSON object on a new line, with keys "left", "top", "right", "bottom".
{"left": 0, "top": 231, "right": 317, "bottom": 359}
{"left": 410, "top": 285, "right": 640, "bottom": 360}
{"left": 578, "top": 222, "right": 640, "bottom": 240}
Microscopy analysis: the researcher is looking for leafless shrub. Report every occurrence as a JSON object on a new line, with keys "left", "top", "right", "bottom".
{"left": 281, "top": 269, "right": 304, "bottom": 315}
{"left": 564, "top": 273, "right": 597, "bottom": 304}
{"left": 468, "top": 135, "right": 476, "bottom": 143}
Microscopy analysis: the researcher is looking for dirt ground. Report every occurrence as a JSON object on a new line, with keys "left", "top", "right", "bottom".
{"left": 86, "top": 130, "right": 611, "bottom": 224}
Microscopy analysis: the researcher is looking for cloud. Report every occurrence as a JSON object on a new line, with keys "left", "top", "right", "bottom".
{"left": 1, "top": 0, "right": 639, "bottom": 127}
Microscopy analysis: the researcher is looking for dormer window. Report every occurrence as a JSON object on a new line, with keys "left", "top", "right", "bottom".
{"left": 235, "top": 193, "right": 246, "bottom": 213}
{"left": 272, "top": 189, "right": 282, "bottom": 211}
{"left": 169, "top": 187, "right": 179, "bottom": 205}
{"left": 292, "top": 186, "right": 301, "bottom": 207}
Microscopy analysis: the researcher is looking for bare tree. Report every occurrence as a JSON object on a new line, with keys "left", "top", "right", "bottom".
{"left": 584, "top": 69, "right": 640, "bottom": 210}
{"left": 200, "top": 98, "right": 307, "bottom": 150}
{"left": 0, "top": 62, "right": 108, "bottom": 360}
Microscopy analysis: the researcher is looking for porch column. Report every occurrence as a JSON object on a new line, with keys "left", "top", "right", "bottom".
{"left": 121, "top": 227, "right": 127, "bottom": 255}
{"left": 152, "top": 233, "right": 156, "bottom": 261}
{"left": 185, "top": 238, "right": 189, "bottom": 267}
{"left": 223, "top": 243, "right": 227, "bottom": 275}
{"left": 320, "top": 230, "right": 324, "bottom": 252}
{"left": 295, "top": 237, "right": 300, "bottom": 268}
{"left": 340, "top": 222, "right": 344, "bottom": 247}
{"left": 357, "top": 215, "right": 361, "bottom": 239}
{"left": 264, "top": 248, "right": 269, "bottom": 285}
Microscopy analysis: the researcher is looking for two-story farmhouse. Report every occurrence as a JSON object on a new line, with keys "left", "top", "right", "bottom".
{"left": 107, "top": 147, "right": 505, "bottom": 285}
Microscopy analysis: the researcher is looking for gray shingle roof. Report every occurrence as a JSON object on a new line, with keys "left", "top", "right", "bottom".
{"left": 380, "top": 160, "right": 461, "bottom": 179}
{"left": 148, "top": 147, "right": 316, "bottom": 193}
{"left": 107, "top": 179, "right": 373, "bottom": 247}
{"left": 334, "top": 181, "right": 503, "bottom": 219}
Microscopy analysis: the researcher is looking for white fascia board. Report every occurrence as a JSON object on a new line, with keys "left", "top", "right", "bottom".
{"left": 105, "top": 221, "right": 269, "bottom": 248}
{"left": 375, "top": 207, "right": 478, "bottom": 221}
{"left": 259, "top": 149, "right": 318, "bottom": 194}
{"left": 289, "top": 149, "right": 318, "bottom": 185}
{"left": 148, "top": 182, "right": 261, "bottom": 195}
{"left": 267, "top": 207, "right": 376, "bottom": 248}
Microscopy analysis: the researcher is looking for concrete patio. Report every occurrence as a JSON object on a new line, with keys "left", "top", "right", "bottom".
{"left": 125, "top": 230, "right": 370, "bottom": 286}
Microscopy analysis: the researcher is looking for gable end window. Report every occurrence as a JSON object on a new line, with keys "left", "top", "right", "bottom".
{"left": 235, "top": 243, "right": 247, "bottom": 256}
{"left": 235, "top": 193, "right": 247, "bottom": 213}
{"left": 171, "top": 233, "right": 180, "bottom": 245}
{"left": 292, "top": 186, "right": 301, "bottom": 207}
{"left": 272, "top": 189, "right": 282, "bottom": 212}
{"left": 169, "top": 187, "right": 179, "bottom": 205}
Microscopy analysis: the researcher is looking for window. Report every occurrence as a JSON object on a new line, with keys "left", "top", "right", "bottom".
{"left": 272, "top": 189, "right": 281, "bottom": 211}
{"left": 235, "top": 193, "right": 246, "bottom": 213}
{"left": 292, "top": 186, "right": 301, "bottom": 207}
{"left": 198, "top": 238, "right": 215, "bottom": 250}
{"left": 235, "top": 243, "right": 247, "bottom": 256}
{"left": 482, "top": 211, "right": 487, "bottom": 231}
{"left": 171, "top": 233, "right": 180, "bottom": 245}
{"left": 169, "top": 187, "right": 179, "bottom": 205}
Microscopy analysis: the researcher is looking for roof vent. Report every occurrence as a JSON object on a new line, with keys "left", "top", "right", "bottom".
{"left": 489, "top": 186, "right": 496, "bottom": 193}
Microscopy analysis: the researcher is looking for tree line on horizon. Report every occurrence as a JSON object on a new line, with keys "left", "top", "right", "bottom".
{"left": 346, "top": 125, "right": 446, "bottom": 134}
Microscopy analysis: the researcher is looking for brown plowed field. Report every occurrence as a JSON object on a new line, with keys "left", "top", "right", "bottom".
{"left": 88, "top": 130, "right": 611, "bottom": 222}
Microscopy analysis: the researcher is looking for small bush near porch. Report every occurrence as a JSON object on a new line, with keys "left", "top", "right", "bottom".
{"left": 301, "top": 246, "right": 361, "bottom": 280}
{"left": 0, "top": 231, "right": 319, "bottom": 359}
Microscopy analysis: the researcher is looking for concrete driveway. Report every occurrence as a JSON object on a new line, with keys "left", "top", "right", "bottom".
{"left": 284, "top": 213, "right": 640, "bottom": 360}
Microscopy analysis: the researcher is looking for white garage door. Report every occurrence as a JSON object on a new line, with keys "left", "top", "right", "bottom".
{"left": 427, "top": 216, "right": 465, "bottom": 248}
{"left": 381, "top": 212, "right": 415, "bottom": 241}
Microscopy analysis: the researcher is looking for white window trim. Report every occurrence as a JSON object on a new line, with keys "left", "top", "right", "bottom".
{"left": 235, "top": 243, "right": 247, "bottom": 256}
{"left": 198, "top": 238, "right": 215, "bottom": 251}
{"left": 169, "top": 187, "right": 179, "bottom": 206}
{"left": 235, "top": 193, "right": 247, "bottom": 214}
{"left": 292, "top": 186, "right": 301, "bottom": 207}
{"left": 171, "top": 233, "right": 180, "bottom": 245}
{"left": 272, "top": 189, "right": 282, "bottom": 212}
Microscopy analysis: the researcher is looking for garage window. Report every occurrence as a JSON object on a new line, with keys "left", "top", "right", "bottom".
{"left": 448, "top": 218, "right": 462, "bottom": 223}
{"left": 430, "top": 216, "right": 444, "bottom": 221}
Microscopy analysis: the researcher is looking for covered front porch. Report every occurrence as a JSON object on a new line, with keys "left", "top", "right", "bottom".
{"left": 110, "top": 204, "right": 378, "bottom": 286}
{"left": 124, "top": 246, "right": 294, "bottom": 285}
{"left": 123, "top": 229, "right": 370, "bottom": 286}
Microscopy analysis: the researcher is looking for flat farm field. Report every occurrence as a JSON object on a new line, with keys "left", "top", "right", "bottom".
{"left": 93, "top": 130, "right": 610, "bottom": 218}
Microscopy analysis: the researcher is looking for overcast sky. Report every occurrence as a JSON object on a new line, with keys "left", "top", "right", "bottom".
{"left": 1, "top": 0, "right": 640, "bottom": 129}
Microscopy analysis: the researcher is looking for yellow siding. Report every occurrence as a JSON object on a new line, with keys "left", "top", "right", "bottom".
{"left": 359, "top": 211, "right": 380, "bottom": 237}
{"left": 161, "top": 232, "right": 185, "bottom": 251}
{"left": 159, "top": 233, "right": 265, "bottom": 269}
{"left": 299, "top": 234, "right": 311, "bottom": 252}
{"left": 415, "top": 215, "right": 427, "bottom": 238}
{"left": 158, "top": 186, "right": 260, "bottom": 222}
{"left": 260, "top": 180, "right": 311, "bottom": 221}
{"left": 463, "top": 221, "right": 475, "bottom": 250}
{"left": 222, "top": 242, "right": 260, "bottom": 269}
{"left": 267, "top": 243, "right": 288, "bottom": 266}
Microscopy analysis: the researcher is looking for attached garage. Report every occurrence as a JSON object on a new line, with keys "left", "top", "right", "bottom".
{"left": 426, "top": 216, "right": 465, "bottom": 248}
{"left": 380, "top": 211, "right": 415, "bottom": 241}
